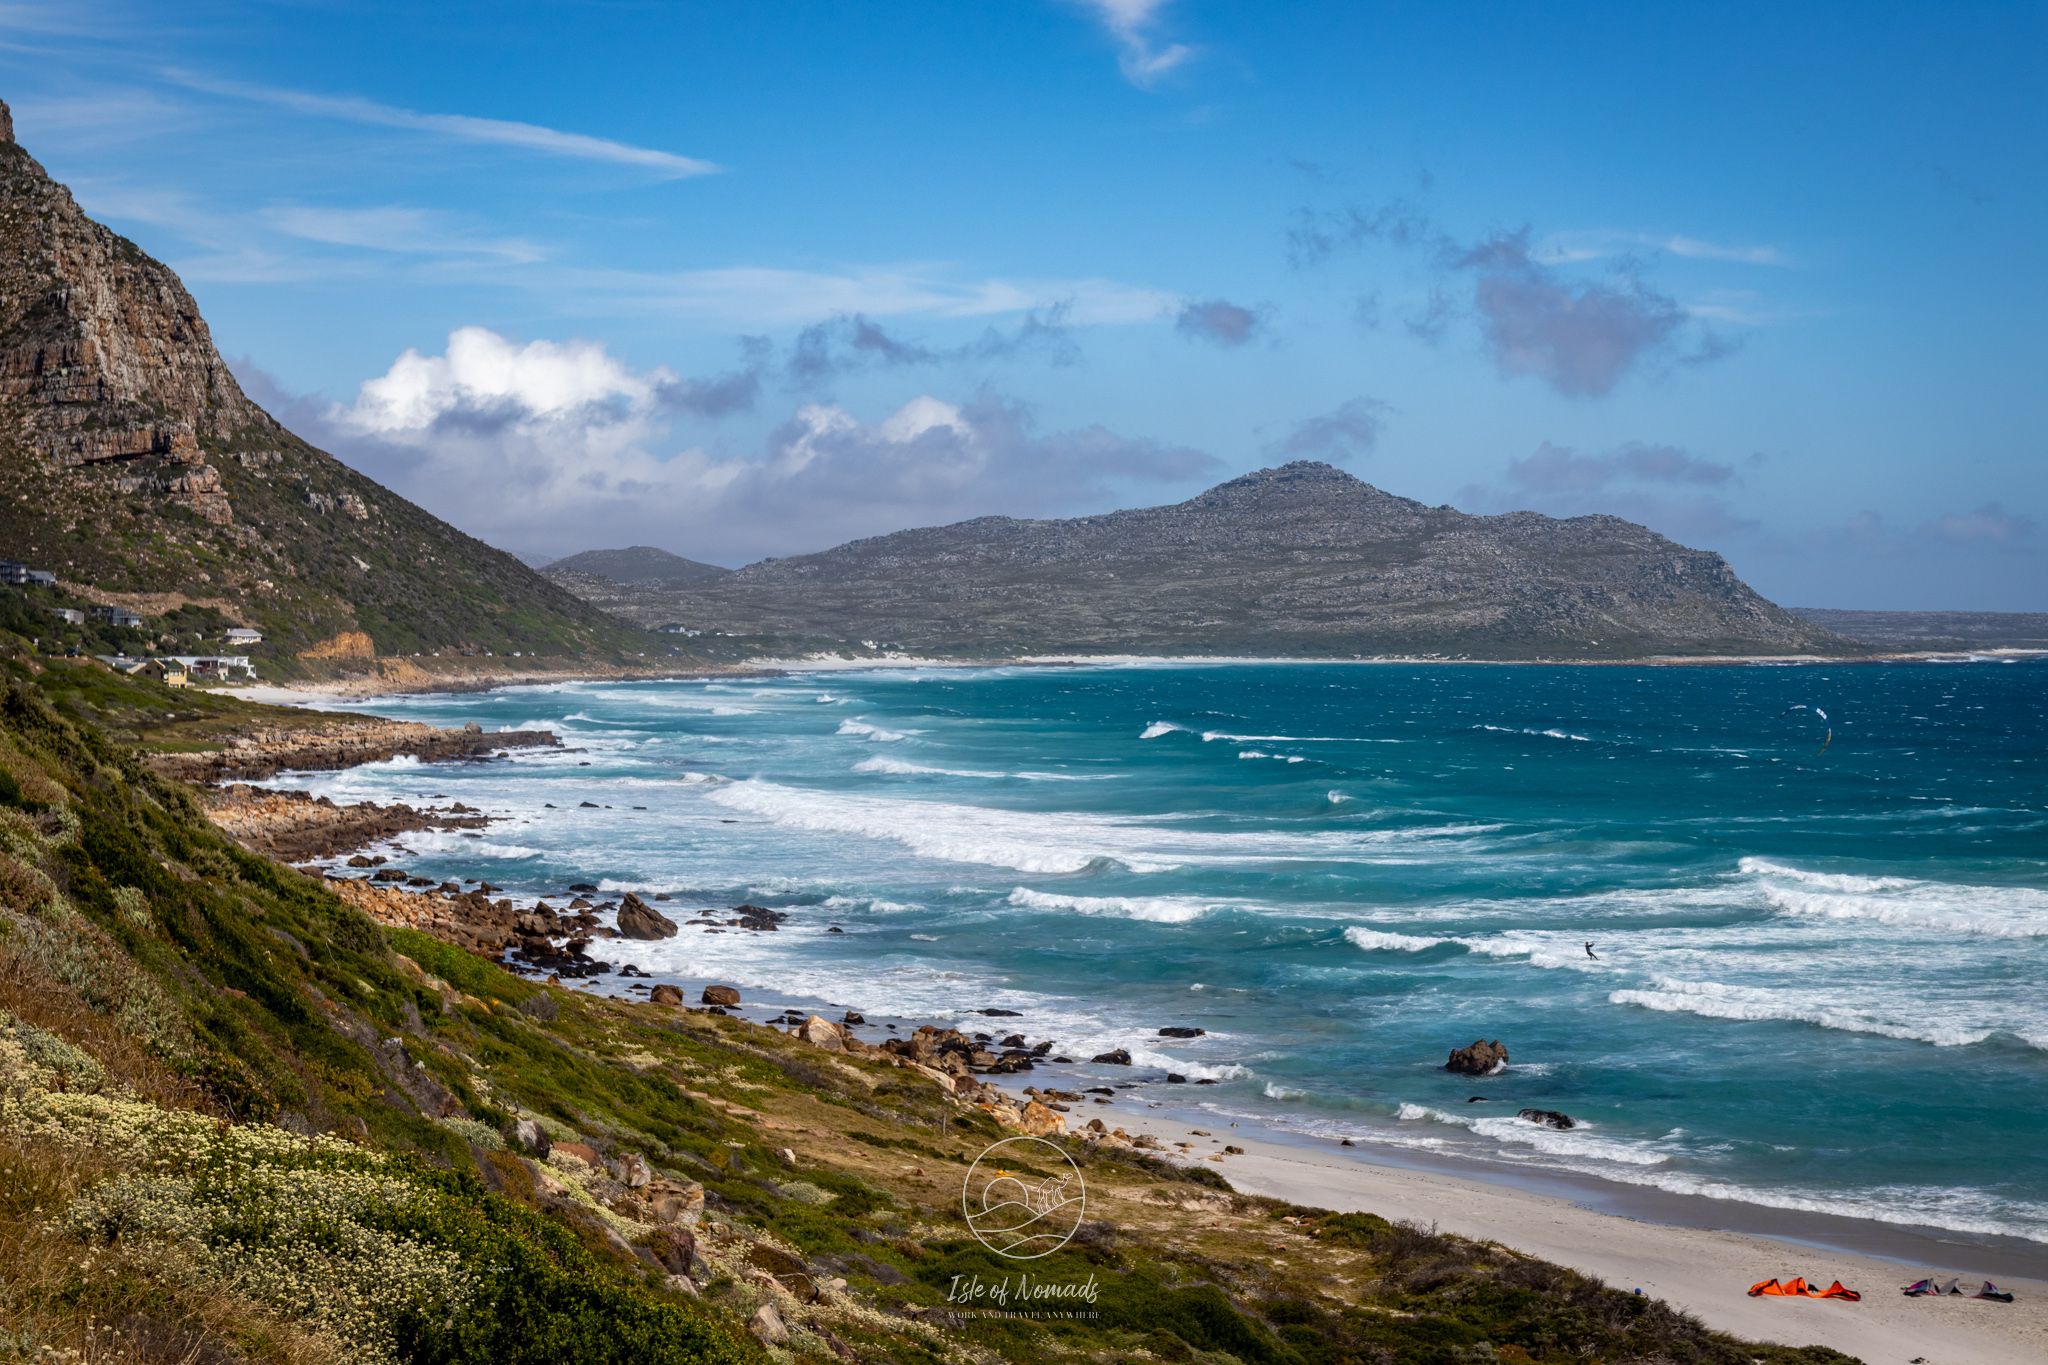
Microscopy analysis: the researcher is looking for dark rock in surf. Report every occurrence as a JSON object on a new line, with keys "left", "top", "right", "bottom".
{"left": 1445, "top": 1039, "right": 1509, "bottom": 1075}
{"left": 1518, "top": 1108, "right": 1576, "bottom": 1130}
{"left": 1158, "top": 1026, "right": 1206, "bottom": 1038}
{"left": 617, "top": 893, "right": 679, "bottom": 940}
{"left": 1091, "top": 1049, "right": 1132, "bottom": 1065}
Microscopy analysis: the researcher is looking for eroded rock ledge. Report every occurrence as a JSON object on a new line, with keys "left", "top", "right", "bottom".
{"left": 149, "top": 720, "right": 558, "bottom": 783}
{"left": 202, "top": 784, "right": 490, "bottom": 861}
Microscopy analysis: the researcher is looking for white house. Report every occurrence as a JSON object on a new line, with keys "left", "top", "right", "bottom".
{"left": 223, "top": 627, "right": 263, "bottom": 645}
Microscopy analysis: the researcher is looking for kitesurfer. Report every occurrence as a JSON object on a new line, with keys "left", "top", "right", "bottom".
{"left": 1584, "top": 941, "right": 1598, "bottom": 960}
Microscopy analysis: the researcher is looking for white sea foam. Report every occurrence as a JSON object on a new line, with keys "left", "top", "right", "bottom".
{"left": 1125, "top": 1048, "right": 1250, "bottom": 1080}
{"left": 854, "top": 756, "right": 1006, "bottom": 778}
{"left": 702, "top": 779, "right": 1175, "bottom": 873}
{"left": 1006, "top": 888, "right": 1217, "bottom": 923}
{"left": 1476, "top": 725, "right": 1595, "bottom": 742}
{"left": 1343, "top": 927, "right": 1447, "bottom": 952}
{"left": 909, "top": 934, "right": 940, "bottom": 942}
{"left": 1742, "top": 857, "right": 2048, "bottom": 938}
{"left": 1140, "top": 722, "right": 1185, "bottom": 738}
{"left": 1608, "top": 975, "right": 2027, "bottom": 1048}
{"left": 839, "top": 719, "right": 915, "bottom": 741}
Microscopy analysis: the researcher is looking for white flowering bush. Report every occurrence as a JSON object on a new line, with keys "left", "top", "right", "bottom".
{"left": 68, "top": 1168, "right": 473, "bottom": 1365}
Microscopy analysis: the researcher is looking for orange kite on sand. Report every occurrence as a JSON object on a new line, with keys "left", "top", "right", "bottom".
{"left": 1749, "top": 1278, "right": 1862, "bottom": 1301}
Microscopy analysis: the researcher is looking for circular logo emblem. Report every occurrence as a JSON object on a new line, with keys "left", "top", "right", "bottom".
{"left": 961, "top": 1136, "right": 1087, "bottom": 1259}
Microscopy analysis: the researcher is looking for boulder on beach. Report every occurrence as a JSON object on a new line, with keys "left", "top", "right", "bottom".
{"left": 617, "top": 893, "right": 679, "bottom": 940}
{"left": 1445, "top": 1039, "right": 1509, "bottom": 1075}
{"left": 649, "top": 984, "right": 684, "bottom": 1005}
{"left": 1091, "top": 1048, "right": 1132, "bottom": 1065}
{"left": 1518, "top": 1108, "right": 1576, "bottom": 1130}
{"left": 702, "top": 984, "right": 742, "bottom": 1006}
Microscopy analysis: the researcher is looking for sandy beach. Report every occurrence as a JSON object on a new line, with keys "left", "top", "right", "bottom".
{"left": 1192, "top": 1126, "right": 2047, "bottom": 1365}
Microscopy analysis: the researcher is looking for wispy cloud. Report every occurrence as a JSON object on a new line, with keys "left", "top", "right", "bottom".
{"left": 1921, "top": 501, "right": 2035, "bottom": 544}
{"left": 787, "top": 307, "right": 1078, "bottom": 386}
{"left": 261, "top": 205, "right": 544, "bottom": 262}
{"left": 1534, "top": 230, "right": 1788, "bottom": 267}
{"left": 1174, "top": 297, "right": 1264, "bottom": 347}
{"left": 1072, "top": 0, "right": 1195, "bottom": 88}
{"left": 569, "top": 264, "right": 1175, "bottom": 326}
{"left": 1505, "top": 440, "right": 1734, "bottom": 493}
{"left": 164, "top": 70, "right": 721, "bottom": 178}
{"left": 1263, "top": 397, "right": 1385, "bottom": 464}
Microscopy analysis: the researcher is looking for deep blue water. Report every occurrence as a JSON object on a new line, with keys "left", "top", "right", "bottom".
{"left": 273, "top": 661, "right": 2048, "bottom": 1243}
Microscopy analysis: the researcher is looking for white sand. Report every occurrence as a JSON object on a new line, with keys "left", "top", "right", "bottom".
{"left": 1194, "top": 1131, "right": 2046, "bottom": 1365}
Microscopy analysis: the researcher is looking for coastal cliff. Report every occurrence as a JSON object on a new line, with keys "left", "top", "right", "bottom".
{"left": 0, "top": 99, "right": 647, "bottom": 662}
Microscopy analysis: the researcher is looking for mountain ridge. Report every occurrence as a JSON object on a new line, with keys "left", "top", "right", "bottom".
{"left": 550, "top": 461, "right": 1854, "bottom": 659}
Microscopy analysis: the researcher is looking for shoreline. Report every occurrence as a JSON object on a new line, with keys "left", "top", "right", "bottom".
{"left": 1189, "top": 1121, "right": 2048, "bottom": 1364}
{"left": 214, "top": 646, "right": 2048, "bottom": 705}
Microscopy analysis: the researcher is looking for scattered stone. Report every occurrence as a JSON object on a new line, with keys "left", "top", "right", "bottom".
{"left": 1445, "top": 1039, "right": 1510, "bottom": 1075}
{"left": 646, "top": 1179, "right": 705, "bottom": 1227}
{"left": 749, "top": 1303, "right": 790, "bottom": 1346}
{"left": 569, "top": 883, "right": 598, "bottom": 892}
{"left": 1091, "top": 1049, "right": 1131, "bottom": 1065}
{"left": 978, "top": 1007, "right": 1022, "bottom": 1016}
{"left": 649, "top": 984, "right": 684, "bottom": 1006}
{"left": 1518, "top": 1108, "right": 1577, "bottom": 1130}
{"left": 842, "top": 1011, "right": 866, "bottom": 1025}
{"left": 1157, "top": 1026, "right": 1206, "bottom": 1038}
{"left": 1223, "top": 1145, "right": 1244, "bottom": 1155}
{"left": 617, "top": 893, "right": 680, "bottom": 940}
{"left": 579, "top": 801, "right": 600, "bottom": 808}
{"left": 702, "top": 985, "right": 742, "bottom": 1006}
{"left": 1166, "top": 1073, "right": 1187, "bottom": 1083}
{"left": 512, "top": 1119, "right": 551, "bottom": 1157}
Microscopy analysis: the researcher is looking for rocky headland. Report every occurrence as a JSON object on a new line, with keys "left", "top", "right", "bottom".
{"left": 548, "top": 461, "right": 1859, "bottom": 661}
{"left": 148, "top": 717, "right": 558, "bottom": 783}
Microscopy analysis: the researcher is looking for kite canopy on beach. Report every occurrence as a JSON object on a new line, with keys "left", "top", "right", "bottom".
{"left": 1749, "top": 1277, "right": 1861, "bottom": 1300}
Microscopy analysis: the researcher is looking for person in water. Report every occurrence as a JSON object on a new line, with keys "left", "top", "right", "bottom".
{"left": 1584, "top": 941, "right": 1598, "bottom": 959}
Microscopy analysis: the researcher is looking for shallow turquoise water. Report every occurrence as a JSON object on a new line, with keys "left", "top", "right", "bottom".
{"left": 278, "top": 661, "right": 2048, "bottom": 1244}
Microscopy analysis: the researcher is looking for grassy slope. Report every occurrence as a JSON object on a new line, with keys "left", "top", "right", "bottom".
{"left": 0, "top": 647, "right": 1861, "bottom": 1365}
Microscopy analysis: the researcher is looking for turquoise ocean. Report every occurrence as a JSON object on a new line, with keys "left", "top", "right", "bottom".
{"left": 272, "top": 662, "right": 2048, "bottom": 1253}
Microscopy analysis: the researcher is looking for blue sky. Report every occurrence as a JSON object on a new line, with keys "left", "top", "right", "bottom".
{"left": 6, "top": 1, "right": 2043, "bottom": 607}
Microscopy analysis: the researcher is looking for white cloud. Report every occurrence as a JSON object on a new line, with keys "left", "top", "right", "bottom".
{"left": 1072, "top": 0, "right": 1195, "bottom": 88}
{"left": 164, "top": 70, "right": 721, "bottom": 179}
{"left": 294, "top": 327, "right": 1219, "bottom": 561}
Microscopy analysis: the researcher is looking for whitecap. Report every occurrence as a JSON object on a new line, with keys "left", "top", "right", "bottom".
{"left": 1007, "top": 887, "right": 1216, "bottom": 923}
{"left": 1140, "top": 722, "right": 1185, "bottom": 739}
{"left": 839, "top": 719, "right": 915, "bottom": 741}
{"left": 1343, "top": 927, "right": 1447, "bottom": 952}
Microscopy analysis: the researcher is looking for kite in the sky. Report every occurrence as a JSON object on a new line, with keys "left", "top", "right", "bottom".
{"left": 1777, "top": 704, "right": 1832, "bottom": 755}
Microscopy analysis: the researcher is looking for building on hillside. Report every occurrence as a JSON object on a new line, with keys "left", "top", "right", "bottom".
{"left": 170, "top": 655, "right": 257, "bottom": 682}
{"left": 223, "top": 627, "right": 263, "bottom": 645}
{"left": 96, "top": 656, "right": 191, "bottom": 687}
{"left": 49, "top": 607, "right": 83, "bottom": 625}
{"left": 90, "top": 604, "right": 144, "bottom": 628}
{"left": 0, "top": 560, "right": 55, "bottom": 586}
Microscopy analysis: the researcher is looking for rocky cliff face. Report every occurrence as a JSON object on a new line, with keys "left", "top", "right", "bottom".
{"left": 0, "top": 100, "right": 640, "bottom": 659}
{"left": 587, "top": 462, "right": 1855, "bottom": 659}
{"left": 0, "top": 113, "right": 266, "bottom": 523}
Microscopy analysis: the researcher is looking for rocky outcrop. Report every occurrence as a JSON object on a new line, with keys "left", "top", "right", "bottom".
{"left": 148, "top": 721, "right": 558, "bottom": 784}
{"left": 202, "top": 785, "right": 488, "bottom": 860}
{"left": 617, "top": 893, "right": 679, "bottom": 940}
{"left": 561, "top": 461, "right": 1860, "bottom": 660}
{"left": 701, "top": 985, "right": 742, "bottom": 1006}
{"left": 1446, "top": 1039, "right": 1509, "bottom": 1075}
{"left": 1518, "top": 1108, "right": 1576, "bottom": 1130}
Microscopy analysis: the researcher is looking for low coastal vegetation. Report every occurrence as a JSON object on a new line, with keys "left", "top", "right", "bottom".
{"left": 0, "top": 641, "right": 1862, "bottom": 1363}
